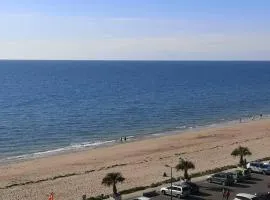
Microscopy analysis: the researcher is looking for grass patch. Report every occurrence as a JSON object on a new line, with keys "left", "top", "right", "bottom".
{"left": 190, "top": 165, "right": 237, "bottom": 178}
{"left": 86, "top": 194, "right": 110, "bottom": 200}
{"left": 120, "top": 186, "right": 150, "bottom": 195}
{"left": 256, "top": 157, "right": 270, "bottom": 162}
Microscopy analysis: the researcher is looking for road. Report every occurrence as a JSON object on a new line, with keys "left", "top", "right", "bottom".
{"left": 148, "top": 173, "right": 270, "bottom": 200}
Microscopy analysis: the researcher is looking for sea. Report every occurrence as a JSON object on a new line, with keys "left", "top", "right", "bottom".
{"left": 0, "top": 60, "right": 270, "bottom": 163}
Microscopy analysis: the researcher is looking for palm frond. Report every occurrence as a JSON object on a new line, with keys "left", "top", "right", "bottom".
{"left": 102, "top": 172, "right": 125, "bottom": 187}
{"left": 175, "top": 158, "right": 195, "bottom": 171}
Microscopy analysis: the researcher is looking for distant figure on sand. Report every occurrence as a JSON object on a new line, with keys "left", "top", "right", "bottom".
{"left": 260, "top": 113, "right": 263, "bottom": 118}
{"left": 222, "top": 188, "right": 226, "bottom": 199}
{"left": 124, "top": 136, "right": 127, "bottom": 141}
{"left": 120, "top": 137, "right": 123, "bottom": 142}
{"left": 226, "top": 189, "right": 230, "bottom": 200}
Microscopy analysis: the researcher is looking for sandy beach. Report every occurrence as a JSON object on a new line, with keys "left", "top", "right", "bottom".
{"left": 1, "top": 119, "right": 270, "bottom": 200}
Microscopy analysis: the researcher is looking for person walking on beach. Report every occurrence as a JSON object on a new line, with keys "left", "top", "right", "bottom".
{"left": 222, "top": 188, "right": 226, "bottom": 200}
{"left": 124, "top": 136, "right": 127, "bottom": 141}
{"left": 226, "top": 189, "right": 230, "bottom": 200}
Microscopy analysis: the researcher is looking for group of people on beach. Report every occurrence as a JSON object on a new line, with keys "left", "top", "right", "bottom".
{"left": 120, "top": 136, "right": 127, "bottom": 142}
{"left": 239, "top": 113, "right": 263, "bottom": 123}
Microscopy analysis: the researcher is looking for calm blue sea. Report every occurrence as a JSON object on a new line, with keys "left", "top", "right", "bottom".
{"left": 0, "top": 61, "right": 270, "bottom": 162}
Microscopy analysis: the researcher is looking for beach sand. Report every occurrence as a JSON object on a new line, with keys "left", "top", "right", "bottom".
{"left": 1, "top": 119, "right": 270, "bottom": 200}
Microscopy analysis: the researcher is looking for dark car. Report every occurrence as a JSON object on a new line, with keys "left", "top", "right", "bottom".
{"left": 241, "top": 168, "right": 252, "bottom": 179}
{"left": 207, "top": 172, "right": 235, "bottom": 186}
{"left": 142, "top": 191, "right": 159, "bottom": 198}
{"left": 176, "top": 181, "right": 199, "bottom": 194}
{"left": 227, "top": 171, "right": 245, "bottom": 183}
{"left": 255, "top": 192, "right": 270, "bottom": 200}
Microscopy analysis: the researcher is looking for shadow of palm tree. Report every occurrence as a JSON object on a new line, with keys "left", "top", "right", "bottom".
{"left": 204, "top": 186, "right": 223, "bottom": 192}
{"left": 196, "top": 191, "right": 211, "bottom": 197}
{"left": 232, "top": 183, "right": 250, "bottom": 188}
{"left": 183, "top": 196, "right": 205, "bottom": 200}
{"left": 250, "top": 177, "right": 263, "bottom": 181}
{"left": 243, "top": 180, "right": 256, "bottom": 184}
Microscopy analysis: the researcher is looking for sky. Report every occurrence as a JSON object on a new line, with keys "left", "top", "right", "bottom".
{"left": 0, "top": 0, "right": 270, "bottom": 60}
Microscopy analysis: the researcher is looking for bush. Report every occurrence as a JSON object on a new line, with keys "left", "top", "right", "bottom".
{"left": 87, "top": 197, "right": 102, "bottom": 200}
{"left": 120, "top": 186, "right": 149, "bottom": 195}
{"left": 150, "top": 182, "right": 162, "bottom": 187}
{"left": 86, "top": 194, "right": 109, "bottom": 200}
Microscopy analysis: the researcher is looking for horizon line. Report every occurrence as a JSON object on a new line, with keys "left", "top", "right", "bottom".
{"left": 0, "top": 59, "right": 270, "bottom": 62}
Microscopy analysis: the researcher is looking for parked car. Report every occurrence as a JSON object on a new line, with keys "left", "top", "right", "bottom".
{"left": 228, "top": 171, "right": 245, "bottom": 183}
{"left": 261, "top": 164, "right": 270, "bottom": 175}
{"left": 142, "top": 191, "right": 159, "bottom": 198}
{"left": 242, "top": 169, "right": 252, "bottom": 179}
{"left": 237, "top": 168, "right": 252, "bottom": 179}
{"left": 175, "top": 181, "right": 199, "bottom": 194}
{"left": 247, "top": 162, "right": 262, "bottom": 173}
{"left": 207, "top": 172, "right": 235, "bottom": 186}
{"left": 160, "top": 185, "right": 190, "bottom": 198}
{"left": 234, "top": 193, "right": 259, "bottom": 200}
{"left": 255, "top": 192, "right": 270, "bottom": 200}
{"left": 133, "top": 197, "right": 150, "bottom": 200}
{"left": 247, "top": 162, "right": 270, "bottom": 175}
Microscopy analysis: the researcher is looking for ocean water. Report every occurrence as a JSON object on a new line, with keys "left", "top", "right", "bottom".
{"left": 1, "top": 60, "right": 270, "bottom": 162}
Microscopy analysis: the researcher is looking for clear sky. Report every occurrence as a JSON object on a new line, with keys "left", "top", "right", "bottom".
{"left": 1, "top": 0, "right": 270, "bottom": 60}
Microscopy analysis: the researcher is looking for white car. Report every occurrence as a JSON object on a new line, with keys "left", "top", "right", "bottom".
{"left": 160, "top": 185, "right": 190, "bottom": 198}
{"left": 233, "top": 193, "right": 259, "bottom": 200}
{"left": 247, "top": 162, "right": 263, "bottom": 173}
{"left": 133, "top": 197, "right": 150, "bottom": 200}
{"left": 247, "top": 162, "right": 270, "bottom": 175}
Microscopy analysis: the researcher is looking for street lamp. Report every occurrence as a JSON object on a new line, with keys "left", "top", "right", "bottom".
{"left": 165, "top": 165, "right": 173, "bottom": 200}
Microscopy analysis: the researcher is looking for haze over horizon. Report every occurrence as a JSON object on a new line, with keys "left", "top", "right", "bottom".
{"left": 1, "top": 0, "right": 270, "bottom": 60}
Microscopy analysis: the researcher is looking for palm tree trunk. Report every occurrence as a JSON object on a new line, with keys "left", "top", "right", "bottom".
{"left": 184, "top": 169, "right": 189, "bottom": 180}
{"left": 240, "top": 155, "right": 244, "bottom": 167}
{"left": 113, "top": 183, "right": 117, "bottom": 195}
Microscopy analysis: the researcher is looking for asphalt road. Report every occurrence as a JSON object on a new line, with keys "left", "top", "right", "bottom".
{"left": 149, "top": 173, "right": 270, "bottom": 200}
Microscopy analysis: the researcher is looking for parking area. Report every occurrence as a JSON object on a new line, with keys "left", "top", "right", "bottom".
{"left": 146, "top": 173, "right": 270, "bottom": 200}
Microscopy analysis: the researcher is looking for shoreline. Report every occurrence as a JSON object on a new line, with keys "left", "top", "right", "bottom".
{"left": 1, "top": 118, "right": 270, "bottom": 200}
{"left": 0, "top": 114, "right": 267, "bottom": 165}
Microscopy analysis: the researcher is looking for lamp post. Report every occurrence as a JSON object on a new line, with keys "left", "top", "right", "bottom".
{"left": 166, "top": 165, "right": 173, "bottom": 200}
{"left": 170, "top": 167, "right": 173, "bottom": 200}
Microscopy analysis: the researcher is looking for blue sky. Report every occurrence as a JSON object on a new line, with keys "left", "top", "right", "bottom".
{"left": 0, "top": 0, "right": 270, "bottom": 60}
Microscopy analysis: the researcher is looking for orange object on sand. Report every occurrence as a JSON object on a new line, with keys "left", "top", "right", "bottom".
{"left": 48, "top": 192, "right": 54, "bottom": 200}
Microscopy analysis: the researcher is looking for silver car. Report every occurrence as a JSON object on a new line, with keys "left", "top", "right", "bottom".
{"left": 247, "top": 162, "right": 270, "bottom": 175}
{"left": 160, "top": 185, "right": 190, "bottom": 198}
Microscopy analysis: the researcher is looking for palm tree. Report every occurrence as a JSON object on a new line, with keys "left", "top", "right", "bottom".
{"left": 102, "top": 172, "right": 125, "bottom": 195}
{"left": 231, "top": 146, "right": 252, "bottom": 167}
{"left": 175, "top": 158, "right": 195, "bottom": 180}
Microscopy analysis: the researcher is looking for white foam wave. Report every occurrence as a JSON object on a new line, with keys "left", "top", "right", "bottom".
{"left": 0, "top": 140, "right": 116, "bottom": 164}
{"left": 151, "top": 133, "right": 165, "bottom": 136}
{"left": 176, "top": 125, "right": 186, "bottom": 129}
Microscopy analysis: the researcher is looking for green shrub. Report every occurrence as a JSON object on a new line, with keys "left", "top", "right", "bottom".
{"left": 120, "top": 186, "right": 149, "bottom": 195}
{"left": 150, "top": 182, "right": 162, "bottom": 187}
